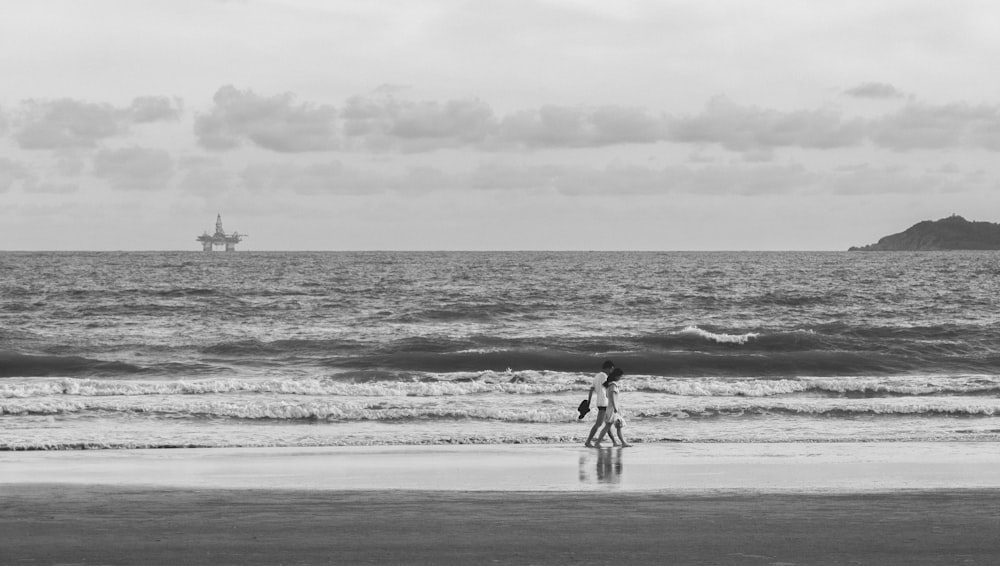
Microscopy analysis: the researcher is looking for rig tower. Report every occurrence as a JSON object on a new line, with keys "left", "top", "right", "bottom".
{"left": 197, "top": 214, "right": 246, "bottom": 251}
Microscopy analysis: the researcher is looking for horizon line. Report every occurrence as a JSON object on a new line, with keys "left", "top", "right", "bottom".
{"left": 0, "top": 248, "right": 932, "bottom": 253}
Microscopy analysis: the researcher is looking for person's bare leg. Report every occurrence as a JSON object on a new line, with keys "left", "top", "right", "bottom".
{"left": 607, "top": 427, "right": 619, "bottom": 446}
{"left": 585, "top": 409, "right": 606, "bottom": 447}
{"left": 594, "top": 422, "right": 613, "bottom": 447}
{"left": 616, "top": 423, "right": 631, "bottom": 447}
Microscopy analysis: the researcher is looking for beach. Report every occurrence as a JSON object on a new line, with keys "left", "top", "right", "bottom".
{"left": 5, "top": 443, "right": 1000, "bottom": 565}
{"left": 6, "top": 486, "right": 999, "bottom": 565}
{"left": 5, "top": 252, "right": 1000, "bottom": 563}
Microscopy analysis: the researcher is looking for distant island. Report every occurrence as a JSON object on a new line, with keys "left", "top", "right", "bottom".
{"left": 849, "top": 215, "right": 1000, "bottom": 251}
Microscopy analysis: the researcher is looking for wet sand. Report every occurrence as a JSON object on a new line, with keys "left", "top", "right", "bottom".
{"left": 6, "top": 442, "right": 1000, "bottom": 491}
{"left": 4, "top": 486, "right": 1000, "bottom": 565}
{"left": 4, "top": 443, "right": 1000, "bottom": 564}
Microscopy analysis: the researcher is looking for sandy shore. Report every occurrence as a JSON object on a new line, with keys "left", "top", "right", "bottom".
{"left": 4, "top": 443, "right": 1000, "bottom": 564}
{"left": 4, "top": 486, "right": 1000, "bottom": 565}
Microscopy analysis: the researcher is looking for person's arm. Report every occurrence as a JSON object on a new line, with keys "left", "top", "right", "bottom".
{"left": 587, "top": 385, "right": 594, "bottom": 403}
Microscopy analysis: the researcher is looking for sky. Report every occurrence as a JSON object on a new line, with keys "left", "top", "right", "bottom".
{"left": 2, "top": 0, "right": 1000, "bottom": 251}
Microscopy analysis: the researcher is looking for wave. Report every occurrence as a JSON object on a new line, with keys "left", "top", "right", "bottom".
{"left": 29, "top": 321, "right": 988, "bottom": 379}
{"left": 0, "top": 397, "right": 578, "bottom": 422}
{"left": 746, "top": 290, "right": 840, "bottom": 308}
{"left": 330, "top": 347, "right": 999, "bottom": 377}
{"left": 642, "top": 324, "right": 997, "bottom": 353}
{"left": 200, "top": 338, "right": 372, "bottom": 357}
{"left": 6, "top": 390, "right": 1000, "bottom": 421}
{"left": 644, "top": 399, "right": 1000, "bottom": 419}
{"left": 634, "top": 375, "right": 1000, "bottom": 398}
{"left": 386, "top": 304, "right": 522, "bottom": 323}
{"left": 0, "top": 372, "right": 573, "bottom": 399}
{"left": 0, "top": 351, "right": 143, "bottom": 378}
{"left": 675, "top": 326, "right": 761, "bottom": 345}
{"left": 5, "top": 373, "right": 1000, "bottom": 401}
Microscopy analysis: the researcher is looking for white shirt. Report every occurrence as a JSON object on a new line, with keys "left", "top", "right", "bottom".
{"left": 591, "top": 372, "right": 609, "bottom": 407}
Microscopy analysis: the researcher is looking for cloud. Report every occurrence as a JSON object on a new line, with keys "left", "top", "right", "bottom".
{"left": 129, "top": 96, "right": 183, "bottom": 123}
{"left": 212, "top": 87, "right": 671, "bottom": 152}
{"left": 340, "top": 94, "right": 496, "bottom": 151}
{"left": 341, "top": 94, "right": 664, "bottom": 150}
{"left": 390, "top": 99, "right": 495, "bottom": 142}
{"left": 195, "top": 85, "right": 339, "bottom": 152}
{"left": 93, "top": 146, "right": 174, "bottom": 190}
{"left": 15, "top": 99, "right": 124, "bottom": 149}
{"left": 0, "top": 157, "right": 32, "bottom": 192}
{"left": 870, "top": 102, "right": 1000, "bottom": 151}
{"left": 666, "top": 96, "right": 868, "bottom": 151}
{"left": 497, "top": 105, "right": 663, "bottom": 147}
{"left": 496, "top": 106, "right": 586, "bottom": 147}
{"left": 184, "top": 87, "right": 1000, "bottom": 156}
{"left": 588, "top": 106, "right": 665, "bottom": 145}
{"left": 844, "top": 82, "right": 906, "bottom": 99}
{"left": 13, "top": 96, "right": 186, "bottom": 150}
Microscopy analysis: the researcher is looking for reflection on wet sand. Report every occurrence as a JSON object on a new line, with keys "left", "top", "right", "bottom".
{"left": 579, "top": 447, "right": 623, "bottom": 485}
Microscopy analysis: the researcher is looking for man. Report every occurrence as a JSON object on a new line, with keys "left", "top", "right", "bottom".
{"left": 584, "top": 360, "right": 615, "bottom": 447}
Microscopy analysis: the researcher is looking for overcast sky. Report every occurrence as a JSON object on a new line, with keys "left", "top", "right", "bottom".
{"left": 2, "top": 0, "right": 1000, "bottom": 250}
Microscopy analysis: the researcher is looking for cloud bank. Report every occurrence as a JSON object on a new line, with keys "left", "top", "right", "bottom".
{"left": 3, "top": 83, "right": 1000, "bottom": 202}
{"left": 194, "top": 85, "right": 339, "bottom": 152}
{"left": 13, "top": 97, "right": 182, "bottom": 150}
{"left": 184, "top": 85, "right": 1000, "bottom": 155}
{"left": 844, "top": 82, "right": 906, "bottom": 99}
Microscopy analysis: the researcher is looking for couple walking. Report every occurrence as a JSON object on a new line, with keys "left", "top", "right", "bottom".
{"left": 584, "top": 360, "right": 631, "bottom": 447}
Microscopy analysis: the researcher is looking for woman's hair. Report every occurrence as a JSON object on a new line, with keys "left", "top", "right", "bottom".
{"left": 603, "top": 367, "right": 624, "bottom": 387}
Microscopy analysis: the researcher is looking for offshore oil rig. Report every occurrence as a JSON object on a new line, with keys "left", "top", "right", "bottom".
{"left": 197, "top": 214, "right": 246, "bottom": 251}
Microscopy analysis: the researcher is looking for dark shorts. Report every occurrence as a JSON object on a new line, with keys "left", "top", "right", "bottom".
{"left": 596, "top": 406, "right": 607, "bottom": 411}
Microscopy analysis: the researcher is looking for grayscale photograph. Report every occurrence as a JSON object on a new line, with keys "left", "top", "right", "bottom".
{"left": 3, "top": 1, "right": 1000, "bottom": 564}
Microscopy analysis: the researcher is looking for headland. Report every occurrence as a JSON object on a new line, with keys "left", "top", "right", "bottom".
{"left": 850, "top": 214, "right": 1000, "bottom": 251}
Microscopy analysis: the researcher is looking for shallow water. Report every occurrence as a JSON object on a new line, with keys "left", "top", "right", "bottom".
{"left": 4, "top": 443, "right": 1000, "bottom": 492}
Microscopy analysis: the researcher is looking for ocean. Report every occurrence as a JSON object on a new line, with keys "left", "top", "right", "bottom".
{"left": 2, "top": 251, "right": 999, "bottom": 450}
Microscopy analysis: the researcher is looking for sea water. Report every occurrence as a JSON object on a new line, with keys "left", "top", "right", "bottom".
{"left": 2, "top": 251, "right": 999, "bottom": 449}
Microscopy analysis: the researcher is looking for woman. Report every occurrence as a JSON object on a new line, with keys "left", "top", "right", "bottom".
{"left": 596, "top": 367, "right": 631, "bottom": 447}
